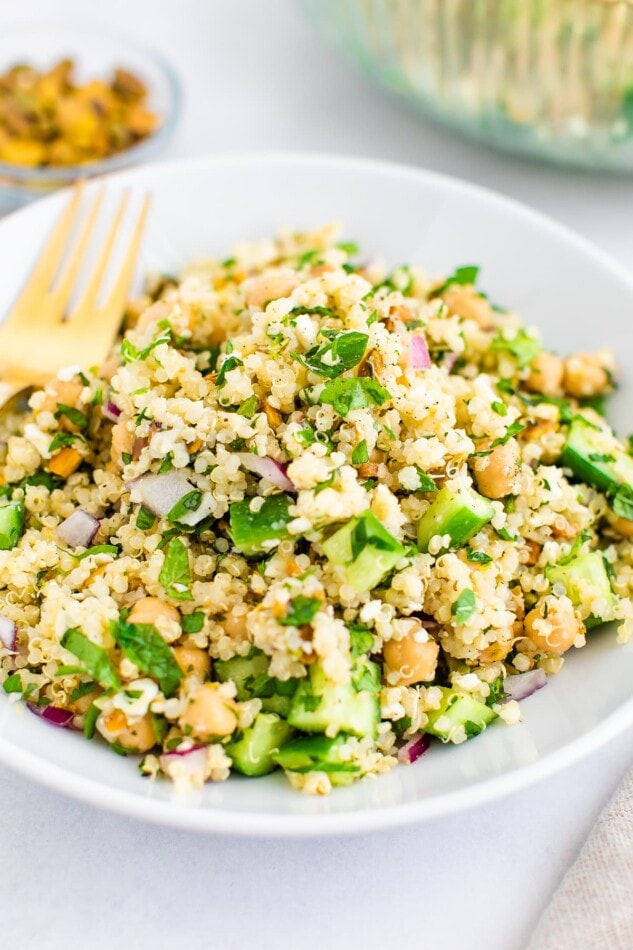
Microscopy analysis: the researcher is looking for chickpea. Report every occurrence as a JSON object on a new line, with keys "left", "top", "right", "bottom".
{"left": 116, "top": 714, "right": 157, "bottom": 753}
{"left": 244, "top": 270, "right": 298, "bottom": 309}
{"left": 383, "top": 631, "right": 439, "bottom": 686}
{"left": 173, "top": 646, "right": 211, "bottom": 680}
{"left": 441, "top": 285, "right": 494, "bottom": 330}
{"left": 524, "top": 595, "right": 584, "bottom": 655}
{"left": 522, "top": 539, "right": 541, "bottom": 566}
{"left": 40, "top": 377, "right": 84, "bottom": 430}
{"left": 525, "top": 352, "right": 564, "bottom": 397}
{"left": 222, "top": 611, "right": 249, "bottom": 641}
{"left": 563, "top": 354, "right": 610, "bottom": 398}
{"left": 471, "top": 437, "right": 520, "bottom": 499}
{"left": 180, "top": 683, "right": 238, "bottom": 739}
{"left": 110, "top": 417, "right": 135, "bottom": 469}
{"left": 128, "top": 597, "right": 180, "bottom": 627}
{"left": 609, "top": 515, "right": 633, "bottom": 539}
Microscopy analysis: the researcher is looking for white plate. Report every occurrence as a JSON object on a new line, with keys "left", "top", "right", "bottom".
{"left": 1, "top": 154, "right": 632, "bottom": 837}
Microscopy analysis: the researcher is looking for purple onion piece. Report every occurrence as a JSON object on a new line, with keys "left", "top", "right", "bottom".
{"left": 27, "top": 703, "right": 75, "bottom": 728}
{"left": 58, "top": 509, "right": 100, "bottom": 548}
{"left": 443, "top": 352, "right": 458, "bottom": 373}
{"left": 409, "top": 333, "right": 431, "bottom": 370}
{"left": 397, "top": 733, "right": 430, "bottom": 765}
{"left": 0, "top": 616, "right": 17, "bottom": 652}
{"left": 103, "top": 400, "right": 122, "bottom": 422}
{"left": 125, "top": 471, "right": 194, "bottom": 519}
{"left": 237, "top": 453, "right": 295, "bottom": 492}
{"left": 503, "top": 669, "right": 547, "bottom": 702}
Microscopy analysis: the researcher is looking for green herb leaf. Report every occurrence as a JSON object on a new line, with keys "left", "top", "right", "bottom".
{"left": 70, "top": 681, "right": 97, "bottom": 703}
{"left": 74, "top": 544, "right": 119, "bottom": 561}
{"left": 159, "top": 538, "right": 193, "bottom": 601}
{"left": 491, "top": 401, "right": 508, "bottom": 417}
{"left": 237, "top": 395, "right": 259, "bottom": 418}
{"left": 433, "top": 265, "right": 480, "bottom": 296}
{"left": 24, "top": 471, "right": 64, "bottom": 492}
{"left": 2, "top": 672, "right": 23, "bottom": 694}
{"left": 49, "top": 432, "right": 83, "bottom": 453}
{"left": 414, "top": 467, "right": 438, "bottom": 492}
{"left": 491, "top": 329, "right": 541, "bottom": 369}
{"left": 451, "top": 589, "right": 477, "bottom": 625}
{"left": 54, "top": 404, "right": 88, "bottom": 429}
{"left": 158, "top": 453, "right": 173, "bottom": 474}
{"left": 110, "top": 618, "right": 183, "bottom": 697}
{"left": 216, "top": 354, "right": 243, "bottom": 388}
{"left": 61, "top": 628, "right": 121, "bottom": 691}
{"left": 611, "top": 483, "right": 633, "bottom": 521}
{"left": 349, "top": 624, "right": 374, "bottom": 657}
{"left": 181, "top": 612, "right": 205, "bottom": 634}
{"left": 83, "top": 703, "right": 100, "bottom": 739}
{"left": 136, "top": 506, "right": 156, "bottom": 531}
{"left": 318, "top": 377, "right": 390, "bottom": 416}
{"left": 466, "top": 547, "right": 493, "bottom": 565}
{"left": 168, "top": 490, "right": 203, "bottom": 524}
{"left": 121, "top": 331, "right": 172, "bottom": 364}
{"left": 279, "top": 595, "right": 322, "bottom": 627}
{"left": 300, "top": 331, "right": 368, "bottom": 380}
{"left": 352, "top": 440, "right": 369, "bottom": 465}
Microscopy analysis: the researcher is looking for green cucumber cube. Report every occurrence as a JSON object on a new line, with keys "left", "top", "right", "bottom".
{"left": 546, "top": 551, "right": 615, "bottom": 627}
{"left": 424, "top": 687, "right": 497, "bottom": 742}
{"left": 226, "top": 712, "right": 294, "bottom": 777}
{"left": 229, "top": 494, "right": 292, "bottom": 556}
{"left": 322, "top": 510, "right": 405, "bottom": 592}
{"left": 288, "top": 659, "right": 379, "bottom": 739}
{"left": 0, "top": 500, "right": 25, "bottom": 550}
{"left": 417, "top": 486, "right": 494, "bottom": 553}
{"left": 272, "top": 734, "right": 361, "bottom": 786}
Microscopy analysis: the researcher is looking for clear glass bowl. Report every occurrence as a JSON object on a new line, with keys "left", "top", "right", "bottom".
{"left": 301, "top": 0, "right": 633, "bottom": 171}
{"left": 0, "top": 23, "right": 181, "bottom": 214}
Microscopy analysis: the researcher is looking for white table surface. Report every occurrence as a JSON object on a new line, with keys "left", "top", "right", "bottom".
{"left": 2, "top": 2, "right": 633, "bottom": 947}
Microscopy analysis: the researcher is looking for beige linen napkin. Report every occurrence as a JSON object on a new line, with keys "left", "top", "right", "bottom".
{"left": 527, "top": 767, "right": 633, "bottom": 949}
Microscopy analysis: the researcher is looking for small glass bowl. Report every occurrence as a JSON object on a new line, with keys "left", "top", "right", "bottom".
{"left": 301, "top": 0, "right": 633, "bottom": 172}
{"left": 0, "top": 23, "right": 181, "bottom": 214}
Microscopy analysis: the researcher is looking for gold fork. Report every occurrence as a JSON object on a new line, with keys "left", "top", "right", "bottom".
{"left": 0, "top": 181, "right": 150, "bottom": 402}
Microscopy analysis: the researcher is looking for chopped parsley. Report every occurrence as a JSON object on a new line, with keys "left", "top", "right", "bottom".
{"left": 159, "top": 538, "right": 193, "bottom": 601}
{"left": 466, "top": 547, "right": 493, "bottom": 565}
{"left": 318, "top": 377, "right": 390, "bottom": 416}
{"left": 61, "top": 627, "right": 121, "bottom": 691}
{"left": 121, "top": 330, "right": 172, "bottom": 364}
{"left": 110, "top": 618, "right": 183, "bottom": 697}
{"left": 610, "top": 483, "right": 633, "bottom": 521}
{"left": 237, "top": 395, "right": 259, "bottom": 418}
{"left": 298, "top": 330, "right": 368, "bottom": 379}
{"left": 168, "top": 490, "right": 203, "bottom": 525}
{"left": 216, "top": 354, "right": 243, "bottom": 388}
{"left": 413, "top": 467, "right": 438, "bottom": 493}
{"left": 2, "top": 672, "right": 23, "bottom": 694}
{"left": 491, "top": 401, "right": 508, "bottom": 417}
{"left": 352, "top": 440, "right": 369, "bottom": 465}
{"left": 279, "top": 595, "right": 322, "bottom": 627}
{"left": 54, "top": 404, "right": 88, "bottom": 430}
{"left": 181, "top": 612, "right": 205, "bottom": 634}
{"left": 433, "top": 264, "right": 480, "bottom": 297}
{"left": 491, "top": 329, "right": 541, "bottom": 369}
{"left": 49, "top": 432, "right": 83, "bottom": 453}
{"left": 451, "top": 589, "right": 477, "bottom": 625}
{"left": 74, "top": 544, "right": 119, "bottom": 561}
{"left": 136, "top": 506, "right": 156, "bottom": 531}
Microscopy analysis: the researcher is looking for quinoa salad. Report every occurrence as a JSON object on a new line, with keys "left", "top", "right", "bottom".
{"left": 1, "top": 223, "right": 632, "bottom": 796}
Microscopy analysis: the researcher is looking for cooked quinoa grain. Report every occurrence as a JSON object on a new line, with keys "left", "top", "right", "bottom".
{"left": 1, "top": 225, "right": 631, "bottom": 794}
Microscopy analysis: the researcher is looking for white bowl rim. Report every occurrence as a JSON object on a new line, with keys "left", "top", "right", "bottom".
{"left": 1, "top": 150, "right": 633, "bottom": 837}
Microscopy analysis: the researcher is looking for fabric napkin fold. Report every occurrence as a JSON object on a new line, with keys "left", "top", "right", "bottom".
{"left": 527, "top": 766, "right": 633, "bottom": 949}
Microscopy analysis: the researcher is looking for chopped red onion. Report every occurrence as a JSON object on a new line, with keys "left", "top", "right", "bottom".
{"left": 159, "top": 745, "right": 208, "bottom": 779}
{"left": 103, "top": 400, "right": 122, "bottom": 422}
{"left": 27, "top": 703, "right": 75, "bottom": 728}
{"left": 238, "top": 453, "right": 294, "bottom": 492}
{"left": 58, "top": 509, "right": 100, "bottom": 548}
{"left": 397, "top": 733, "right": 430, "bottom": 765}
{"left": 126, "top": 471, "right": 194, "bottom": 518}
{"left": 409, "top": 333, "right": 431, "bottom": 371}
{"left": 0, "top": 616, "right": 16, "bottom": 652}
{"left": 504, "top": 669, "right": 547, "bottom": 702}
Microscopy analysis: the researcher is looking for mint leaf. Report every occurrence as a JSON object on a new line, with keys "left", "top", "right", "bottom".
{"left": 159, "top": 538, "right": 193, "bottom": 601}
{"left": 181, "top": 611, "right": 205, "bottom": 634}
{"left": 352, "top": 440, "right": 369, "bottom": 465}
{"left": 433, "top": 265, "right": 480, "bottom": 296}
{"left": 318, "top": 378, "right": 390, "bottom": 416}
{"left": 451, "top": 589, "right": 477, "bottom": 625}
{"left": 61, "top": 627, "right": 121, "bottom": 690}
{"left": 300, "top": 331, "right": 368, "bottom": 379}
{"left": 54, "top": 404, "right": 88, "bottom": 430}
{"left": 110, "top": 619, "right": 183, "bottom": 697}
{"left": 279, "top": 595, "right": 321, "bottom": 627}
{"left": 491, "top": 329, "right": 541, "bottom": 369}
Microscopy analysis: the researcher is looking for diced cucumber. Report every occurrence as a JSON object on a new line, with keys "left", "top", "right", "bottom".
{"left": 0, "top": 500, "right": 25, "bottom": 550}
{"left": 215, "top": 648, "right": 298, "bottom": 714}
{"left": 288, "top": 658, "right": 380, "bottom": 739}
{"left": 229, "top": 494, "right": 292, "bottom": 556}
{"left": 322, "top": 510, "right": 405, "bottom": 592}
{"left": 226, "top": 712, "right": 294, "bottom": 777}
{"left": 417, "top": 486, "right": 494, "bottom": 553}
{"left": 561, "top": 417, "right": 633, "bottom": 495}
{"left": 546, "top": 551, "right": 616, "bottom": 628}
{"left": 424, "top": 687, "right": 497, "bottom": 742}
{"left": 272, "top": 734, "right": 362, "bottom": 786}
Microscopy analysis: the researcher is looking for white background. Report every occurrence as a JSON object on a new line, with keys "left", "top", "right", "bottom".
{"left": 2, "top": 2, "right": 633, "bottom": 948}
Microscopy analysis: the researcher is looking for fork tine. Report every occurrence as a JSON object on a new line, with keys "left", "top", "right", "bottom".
{"left": 49, "top": 186, "right": 105, "bottom": 320}
{"left": 69, "top": 190, "right": 130, "bottom": 317}
{"left": 10, "top": 182, "right": 84, "bottom": 315}
{"left": 74, "top": 193, "right": 150, "bottom": 325}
